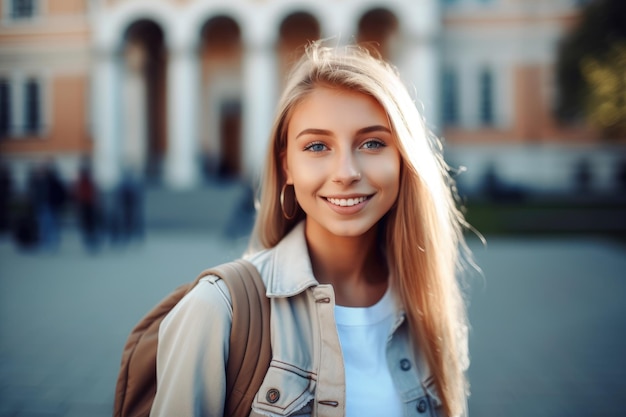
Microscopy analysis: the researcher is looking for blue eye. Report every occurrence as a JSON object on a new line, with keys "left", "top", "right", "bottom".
{"left": 362, "top": 139, "right": 385, "bottom": 150}
{"left": 304, "top": 142, "right": 327, "bottom": 152}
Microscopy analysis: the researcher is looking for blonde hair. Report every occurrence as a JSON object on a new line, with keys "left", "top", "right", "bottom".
{"left": 249, "top": 42, "right": 471, "bottom": 417}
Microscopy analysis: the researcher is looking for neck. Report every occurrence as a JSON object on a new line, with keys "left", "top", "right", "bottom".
{"left": 305, "top": 222, "right": 388, "bottom": 306}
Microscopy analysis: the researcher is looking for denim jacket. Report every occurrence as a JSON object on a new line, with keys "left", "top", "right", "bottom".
{"left": 151, "top": 222, "right": 447, "bottom": 417}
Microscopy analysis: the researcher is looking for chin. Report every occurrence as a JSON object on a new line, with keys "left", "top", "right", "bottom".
{"left": 325, "top": 220, "right": 379, "bottom": 239}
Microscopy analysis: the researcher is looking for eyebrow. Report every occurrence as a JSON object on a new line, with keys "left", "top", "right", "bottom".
{"left": 295, "top": 125, "right": 392, "bottom": 139}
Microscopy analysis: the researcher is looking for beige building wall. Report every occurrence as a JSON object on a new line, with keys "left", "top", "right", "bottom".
{"left": 1, "top": 0, "right": 615, "bottom": 192}
{"left": 441, "top": 1, "right": 595, "bottom": 145}
{"left": 0, "top": 0, "right": 92, "bottom": 183}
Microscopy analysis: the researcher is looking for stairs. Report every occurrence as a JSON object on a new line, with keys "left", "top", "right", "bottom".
{"left": 143, "top": 181, "right": 255, "bottom": 236}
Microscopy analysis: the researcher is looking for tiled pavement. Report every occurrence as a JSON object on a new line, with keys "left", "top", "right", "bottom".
{"left": 466, "top": 237, "right": 626, "bottom": 417}
{"left": 1, "top": 229, "right": 625, "bottom": 417}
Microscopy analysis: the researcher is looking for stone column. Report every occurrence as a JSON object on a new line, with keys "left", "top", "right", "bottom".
{"left": 164, "top": 46, "right": 200, "bottom": 189}
{"left": 401, "top": 36, "right": 442, "bottom": 133}
{"left": 122, "top": 60, "right": 148, "bottom": 174}
{"left": 399, "top": 0, "right": 442, "bottom": 133}
{"left": 242, "top": 39, "right": 277, "bottom": 181}
{"left": 321, "top": 3, "right": 353, "bottom": 42}
{"left": 93, "top": 48, "right": 122, "bottom": 190}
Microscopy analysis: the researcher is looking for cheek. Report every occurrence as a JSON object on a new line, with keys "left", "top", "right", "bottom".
{"left": 375, "top": 155, "right": 401, "bottom": 193}
{"left": 288, "top": 157, "right": 324, "bottom": 196}
{"left": 293, "top": 172, "right": 322, "bottom": 195}
{"left": 285, "top": 150, "right": 303, "bottom": 184}
{"left": 289, "top": 152, "right": 327, "bottom": 182}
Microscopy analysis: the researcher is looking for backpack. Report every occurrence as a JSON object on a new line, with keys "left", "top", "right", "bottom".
{"left": 114, "top": 259, "right": 271, "bottom": 417}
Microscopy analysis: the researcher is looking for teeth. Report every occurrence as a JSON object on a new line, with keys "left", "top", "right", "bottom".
{"left": 327, "top": 196, "right": 367, "bottom": 207}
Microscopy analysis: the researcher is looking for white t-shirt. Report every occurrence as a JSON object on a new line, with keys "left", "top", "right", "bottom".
{"left": 334, "top": 288, "right": 403, "bottom": 417}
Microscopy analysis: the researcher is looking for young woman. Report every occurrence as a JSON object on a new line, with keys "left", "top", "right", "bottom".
{"left": 151, "top": 42, "right": 472, "bottom": 417}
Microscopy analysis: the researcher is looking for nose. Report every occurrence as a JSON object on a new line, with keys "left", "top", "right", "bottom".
{"left": 332, "top": 151, "right": 361, "bottom": 184}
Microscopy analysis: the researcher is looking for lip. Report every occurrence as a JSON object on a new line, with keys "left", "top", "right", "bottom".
{"left": 323, "top": 194, "right": 373, "bottom": 215}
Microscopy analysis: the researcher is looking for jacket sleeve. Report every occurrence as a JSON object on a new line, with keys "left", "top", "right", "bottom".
{"left": 150, "top": 277, "right": 233, "bottom": 417}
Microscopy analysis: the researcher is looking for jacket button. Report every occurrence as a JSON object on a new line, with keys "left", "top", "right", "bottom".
{"left": 417, "top": 399, "right": 428, "bottom": 413}
{"left": 400, "top": 358, "right": 411, "bottom": 371}
{"left": 266, "top": 388, "right": 280, "bottom": 404}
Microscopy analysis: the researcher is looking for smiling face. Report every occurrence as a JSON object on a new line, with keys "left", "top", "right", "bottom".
{"left": 283, "top": 86, "right": 401, "bottom": 242}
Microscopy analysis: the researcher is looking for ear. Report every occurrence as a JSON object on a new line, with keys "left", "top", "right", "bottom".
{"left": 280, "top": 150, "right": 293, "bottom": 185}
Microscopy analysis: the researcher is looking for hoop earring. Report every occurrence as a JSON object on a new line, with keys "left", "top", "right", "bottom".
{"left": 280, "top": 184, "right": 298, "bottom": 220}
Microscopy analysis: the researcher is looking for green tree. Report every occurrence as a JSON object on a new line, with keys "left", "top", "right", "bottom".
{"left": 556, "top": 0, "right": 626, "bottom": 138}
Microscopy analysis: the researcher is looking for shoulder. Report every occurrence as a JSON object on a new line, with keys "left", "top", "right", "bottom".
{"left": 244, "top": 247, "right": 275, "bottom": 287}
{"left": 153, "top": 278, "right": 233, "bottom": 416}
{"left": 162, "top": 276, "right": 233, "bottom": 331}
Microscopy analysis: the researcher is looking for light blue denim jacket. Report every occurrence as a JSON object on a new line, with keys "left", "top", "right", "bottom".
{"left": 152, "top": 222, "right": 449, "bottom": 417}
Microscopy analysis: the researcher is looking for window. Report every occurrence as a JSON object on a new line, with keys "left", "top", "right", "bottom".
{"left": 479, "top": 69, "right": 494, "bottom": 125}
{"left": 10, "top": 0, "right": 35, "bottom": 19}
{"left": 442, "top": 68, "right": 459, "bottom": 126}
{"left": 0, "top": 77, "right": 44, "bottom": 137}
{"left": 0, "top": 80, "right": 10, "bottom": 137}
{"left": 24, "top": 78, "right": 41, "bottom": 134}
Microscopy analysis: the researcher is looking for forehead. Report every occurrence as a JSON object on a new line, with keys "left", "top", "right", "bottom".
{"left": 287, "top": 86, "right": 391, "bottom": 135}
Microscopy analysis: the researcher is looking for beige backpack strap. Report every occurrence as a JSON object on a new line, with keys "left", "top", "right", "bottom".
{"left": 204, "top": 259, "right": 271, "bottom": 417}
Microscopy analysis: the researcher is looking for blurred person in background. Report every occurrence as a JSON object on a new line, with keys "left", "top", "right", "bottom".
{"left": 614, "top": 158, "right": 626, "bottom": 194}
{"left": 25, "top": 159, "right": 67, "bottom": 250}
{"left": 74, "top": 160, "right": 100, "bottom": 251}
{"left": 0, "top": 161, "right": 13, "bottom": 235}
{"left": 109, "top": 167, "right": 144, "bottom": 245}
{"left": 118, "top": 167, "right": 144, "bottom": 243}
{"left": 152, "top": 42, "right": 473, "bottom": 417}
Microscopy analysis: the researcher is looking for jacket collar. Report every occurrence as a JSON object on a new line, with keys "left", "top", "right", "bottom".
{"left": 263, "top": 221, "right": 320, "bottom": 298}
{"left": 249, "top": 222, "right": 441, "bottom": 400}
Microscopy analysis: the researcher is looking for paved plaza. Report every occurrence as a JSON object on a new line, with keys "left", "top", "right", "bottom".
{"left": 0, "top": 226, "right": 625, "bottom": 416}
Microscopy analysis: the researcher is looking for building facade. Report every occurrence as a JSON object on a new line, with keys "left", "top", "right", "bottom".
{"left": 1, "top": 0, "right": 619, "bottom": 193}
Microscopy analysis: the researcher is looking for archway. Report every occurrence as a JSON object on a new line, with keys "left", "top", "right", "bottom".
{"left": 121, "top": 19, "right": 166, "bottom": 182}
{"left": 356, "top": 8, "right": 399, "bottom": 61}
{"left": 199, "top": 15, "right": 243, "bottom": 180}
{"left": 277, "top": 12, "right": 320, "bottom": 85}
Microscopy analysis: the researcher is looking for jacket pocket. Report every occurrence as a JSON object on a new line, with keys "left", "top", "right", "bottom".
{"left": 252, "top": 361, "right": 315, "bottom": 417}
{"left": 418, "top": 376, "right": 444, "bottom": 417}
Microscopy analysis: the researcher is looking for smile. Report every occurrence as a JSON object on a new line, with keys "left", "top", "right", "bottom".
{"left": 326, "top": 196, "right": 370, "bottom": 207}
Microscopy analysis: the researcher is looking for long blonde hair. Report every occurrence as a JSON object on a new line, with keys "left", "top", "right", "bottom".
{"left": 249, "top": 42, "right": 471, "bottom": 417}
